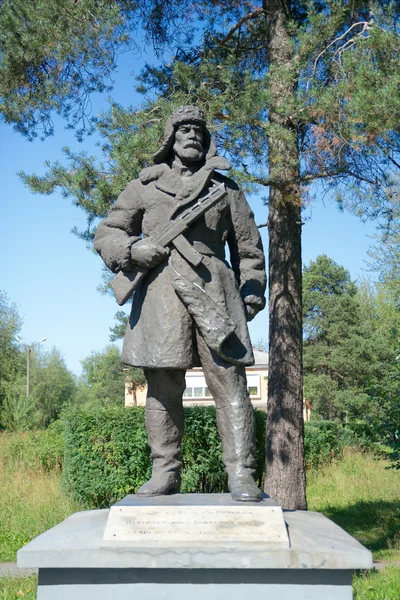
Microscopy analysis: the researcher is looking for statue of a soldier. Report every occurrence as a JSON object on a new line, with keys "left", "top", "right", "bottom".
{"left": 94, "top": 106, "right": 266, "bottom": 502}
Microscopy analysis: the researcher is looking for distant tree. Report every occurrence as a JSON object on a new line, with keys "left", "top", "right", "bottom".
{"left": 303, "top": 255, "right": 389, "bottom": 421}
{"left": 109, "top": 310, "right": 129, "bottom": 342}
{"left": 368, "top": 229, "right": 400, "bottom": 301}
{"left": 0, "top": 291, "right": 24, "bottom": 426}
{"left": 30, "top": 346, "right": 76, "bottom": 427}
{"left": 0, "top": 340, "right": 76, "bottom": 431}
{"left": 80, "top": 344, "right": 145, "bottom": 407}
{"left": 252, "top": 338, "right": 268, "bottom": 353}
{"left": 358, "top": 277, "right": 400, "bottom": 464}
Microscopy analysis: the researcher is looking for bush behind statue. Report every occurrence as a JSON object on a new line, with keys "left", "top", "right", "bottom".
{"left": 62, "top": 407, "right": 349, "bottom": 508}
{"left": 62, "top": 406, "right": 266, "bottom": 508}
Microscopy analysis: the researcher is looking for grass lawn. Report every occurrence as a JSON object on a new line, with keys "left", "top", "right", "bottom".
{"left": 0, "top": 576, "right": 37, "bottom": 600}
{"left": 0, "top": 434, "right": 399, "bottom": 599}
{"left": 0, "top": 432, "right": 83, "bottom": 563}
{"left": 308, "top": 449, "right": 400, "bottom": 563}
{"left": 307, "top": 448, "right": 400, "bottom": 598}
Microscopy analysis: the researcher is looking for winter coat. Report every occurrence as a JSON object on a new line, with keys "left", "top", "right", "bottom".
{"left": 94, "top": 157, "right": 266, "bottom": 369}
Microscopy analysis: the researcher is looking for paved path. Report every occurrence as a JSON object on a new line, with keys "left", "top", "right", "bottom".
{"left": 0, "top": 563, "right": 37, "bottom": 578}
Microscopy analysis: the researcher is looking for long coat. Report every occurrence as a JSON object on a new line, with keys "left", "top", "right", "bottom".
{"left": 94, "top": 156, "right": 266, "bottom": 369}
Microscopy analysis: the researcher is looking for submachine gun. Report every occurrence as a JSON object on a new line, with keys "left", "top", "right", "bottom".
{"left": 111, "top": 182, "right": 227, "bottom": 306}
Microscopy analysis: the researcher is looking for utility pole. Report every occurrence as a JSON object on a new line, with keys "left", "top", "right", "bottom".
{"left": 15, "top": 337, "right": 47, "bottom": 397}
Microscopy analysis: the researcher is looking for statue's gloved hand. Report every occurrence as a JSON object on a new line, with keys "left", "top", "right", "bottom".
{"left": 244, "top": 303, "right": 258, "bottom": 322}
{"left": 242, "top": 294, "right": 264, "bottom": 322}
{"left": 130, "top": 239, "right": 170, "bottom": 269}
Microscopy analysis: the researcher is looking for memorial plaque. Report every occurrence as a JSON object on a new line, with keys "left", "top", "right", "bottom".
{"left": 103, "top": 504, "right": 289, "bottom": 547}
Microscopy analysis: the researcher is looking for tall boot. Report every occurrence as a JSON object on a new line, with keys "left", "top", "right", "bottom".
{"left": 196, "top": 333, "right": 262, "bottom": 502}
{"left": 136, "top": 369, "right": 185, "bottom": 497}
{"left": 215, "top": 400, "right": 262, "bottom": 502}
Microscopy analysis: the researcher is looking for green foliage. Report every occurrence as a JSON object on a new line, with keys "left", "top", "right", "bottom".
{"left": 357, "top": 280, "right": 400, "bottom": 466}
{"left": 63, "top": 406, "right": 267, "bottom": 507}
{"left": 1, "top": 420, "right": 65, "bottom": 472}
{"left": 16, "top": 2, "right": 399, "bottom": 244}
{"left": 62, "top": 406, "right": 151, "bottom": 508}
{"left": 303, "top": 421, "right": 343, "bottom": 469}
{"left": 303, "top": 258, "right": 400, "bottom": 465}
{"left": 0, "top": 0, "right": 136, "bottom": 139}
{"left": 303, "top": 255, "right": 391, "bottom": 421}
{"left": 29, "top": 347, "right": 76, "bottom": 428}
{"left": 0, "top": 304, "right": 76, "bottom": 431}
{"left": 109, "top": 310, "right": 129, "bottom": 341}
{"left": 78, "top": 344, "right": 144, "bottom": 408}
{"left": 80, "top": 344, "right": 126, "bottom": 407}
{"left": 0, "top": 291, "right": 23, "bottom": 424}
{"left": 0, "top": 0, "right": 212, "bottom": 138}
{"left": 0, "top": 387, "right": 36, "bottom": 433}
{"left": 0, "top": 427, "right": 82, "bottom": 563}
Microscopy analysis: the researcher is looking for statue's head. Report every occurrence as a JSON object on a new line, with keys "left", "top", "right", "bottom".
{"left": 153, "top": 106, "right": 216, "bottom": 165}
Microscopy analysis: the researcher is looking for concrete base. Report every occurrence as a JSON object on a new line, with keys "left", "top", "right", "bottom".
{"left": 36, "top": 568, "right": 353, "bottom": 599}
{"left": 17, "top": 494, "right": 372, "bottom": 600}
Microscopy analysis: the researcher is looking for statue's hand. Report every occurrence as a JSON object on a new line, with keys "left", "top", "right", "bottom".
{"left": 130, "top": 239, "right": 169, "bottom": 269}
{"left": 242, "top": 294, "right": 264, "bottom": 322}
{"left": 244, "top": 303, "right": 258, "bottom": 322}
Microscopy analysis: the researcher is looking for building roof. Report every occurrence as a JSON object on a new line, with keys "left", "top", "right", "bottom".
{"left": 253, "top": 349, "right": 269, "bottom": 369}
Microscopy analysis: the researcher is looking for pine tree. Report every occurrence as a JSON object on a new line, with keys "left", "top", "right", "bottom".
{"left": 303, "top": 255, "right": 384, "bottom": 421}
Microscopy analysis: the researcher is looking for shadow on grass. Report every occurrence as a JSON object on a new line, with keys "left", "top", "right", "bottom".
{"left": 321, "top": 500, "right": 400, "bottom": 554}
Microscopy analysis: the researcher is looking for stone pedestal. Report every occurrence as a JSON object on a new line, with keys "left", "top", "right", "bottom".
{"left": 17, "top": 494, "right": 372, "bottom": 600}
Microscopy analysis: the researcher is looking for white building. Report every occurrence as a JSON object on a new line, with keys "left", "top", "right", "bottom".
{"left": 125, "top": 349, "right": 269, "bottom": 411}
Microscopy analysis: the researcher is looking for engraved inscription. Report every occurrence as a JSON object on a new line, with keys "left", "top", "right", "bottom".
{"left": 103, "top": 505, "right": 289, "bottom": 546}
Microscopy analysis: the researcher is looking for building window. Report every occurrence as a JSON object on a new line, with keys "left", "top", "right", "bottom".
{"left": 194, "top": 387, "right": 203, "bottom": 397}
{"left": 183, "top": 387, "right": 193, "bottom": 398}
{"left": 246, "top": 374, "right": 261, "bottom": 398}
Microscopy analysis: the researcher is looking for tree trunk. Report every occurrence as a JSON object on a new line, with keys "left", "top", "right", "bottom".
{"left": 263, "top": 0, "right": 307, "bottom": 510}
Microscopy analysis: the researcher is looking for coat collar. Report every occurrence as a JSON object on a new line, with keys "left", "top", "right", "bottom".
{"left": 139, "top": 156, "right": 231, "bottom": 202}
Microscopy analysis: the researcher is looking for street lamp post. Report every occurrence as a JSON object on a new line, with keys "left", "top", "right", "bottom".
{"left": 15, "top": 337, "right": 47, "bottom": 398}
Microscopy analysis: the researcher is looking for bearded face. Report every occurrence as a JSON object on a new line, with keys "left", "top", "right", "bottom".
{"left": 172, "top": 122, "right": 205, "bottom": 165}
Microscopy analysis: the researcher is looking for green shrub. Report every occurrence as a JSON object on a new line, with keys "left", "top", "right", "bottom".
{"left": 303, "top": 421, "right": 343, "bottom": 469}
{"left": 63, "top": 406, "right": 267, "bottom": 508}
{"left": 181, "top": 406, "right": 266, "bottom": 493}
{"left": 63, "top": 407, "right": 151, "bottom": 508}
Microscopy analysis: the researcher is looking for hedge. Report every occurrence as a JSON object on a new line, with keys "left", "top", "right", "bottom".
{"left": 62, "top": 406, "right": 266, "bottom": 508}
{"left": 62, "top": 406, "right": 350, "bottom": 508}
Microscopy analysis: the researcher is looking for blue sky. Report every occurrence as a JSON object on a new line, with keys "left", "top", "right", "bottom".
{"left": 0, "top": 50, "right": 379, "bottom": 375}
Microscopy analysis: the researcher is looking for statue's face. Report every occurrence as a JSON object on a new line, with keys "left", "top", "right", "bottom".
{"left": 173, "top": 122, "right": 205, "bottom": 165}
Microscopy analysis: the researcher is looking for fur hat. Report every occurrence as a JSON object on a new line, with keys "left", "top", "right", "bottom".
{"left": 153, "top": 105, "right": 217, "bottom": 164}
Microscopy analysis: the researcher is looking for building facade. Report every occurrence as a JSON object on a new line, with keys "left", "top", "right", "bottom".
{"left": 125, "top": 350, "right": 269, "bottom": 411}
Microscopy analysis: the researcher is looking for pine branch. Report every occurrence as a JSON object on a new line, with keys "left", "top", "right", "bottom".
{"left": 312, "top": 18, "right": 374, "bottom": 75}
{"left": 218, "top": 8, "right": 266, "bottom": 45}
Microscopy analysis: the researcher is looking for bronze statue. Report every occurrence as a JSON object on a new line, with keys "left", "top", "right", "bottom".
{"left": 94, "top": 106, "right": 266, "bottom": 501}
